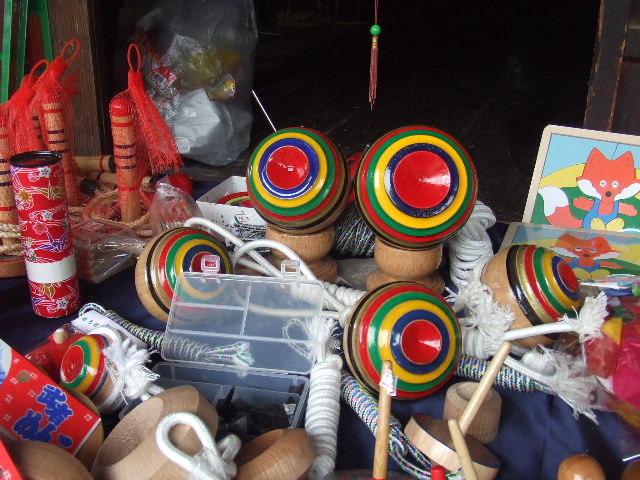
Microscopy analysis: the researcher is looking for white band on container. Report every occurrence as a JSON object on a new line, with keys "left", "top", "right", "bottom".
{"left": 25, "top": 254, "right": 77, "bottom": 284}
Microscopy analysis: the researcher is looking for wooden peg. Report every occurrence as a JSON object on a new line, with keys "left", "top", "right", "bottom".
{"left": 74, "top": 154, "right": 116, "bottom": 173}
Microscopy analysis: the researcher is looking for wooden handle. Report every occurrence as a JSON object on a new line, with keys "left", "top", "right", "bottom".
{"left": 41, "top": 102, "right": 80, "bottom": 206}
{"left": 458, "top": 341, "right": 511, "bottom": 434}
{"left": 373, "top": 360, "right": 393, "bottom": 480}
{"left": 0, "top": 125, "right": 19, "bottom": 232}
{"left": 110, "top": 98, "right": 141, "bottom": 223}
{"left": 75, "top": 155, "right": 115, "bottom": 173}
{"left": 448, "top": 418, "right": 479, "bottom": 480}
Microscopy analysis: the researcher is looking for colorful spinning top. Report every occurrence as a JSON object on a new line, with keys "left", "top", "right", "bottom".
{"left": 60, "top": 329, "right": 121, "bottom": 413}
{"left": 135, "top": 227, "right": 233, "bottom": 322}
{"left": 481, "top": 245, "right": 584, "bottom": 348}
{"left": 343, "top": 281, "right": 461, "bottom": 399}
{"left": 355, "top": 126, "right": 477, "bottom": 291}
{"left": 247, "top": 127, "right": 350, "bottom": 281}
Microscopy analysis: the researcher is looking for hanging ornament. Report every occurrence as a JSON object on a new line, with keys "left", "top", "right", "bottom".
{"left": 369, "top": 0, "right": 381, "bottom": 109}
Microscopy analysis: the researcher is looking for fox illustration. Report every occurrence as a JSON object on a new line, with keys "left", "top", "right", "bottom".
{"left": 538, "top": 148, "right": 640, "bottom": 231}
{"left": 551, "top": 233, "right": 621, "bottom": 279}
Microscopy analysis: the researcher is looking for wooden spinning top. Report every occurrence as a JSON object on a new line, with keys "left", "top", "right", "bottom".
{"left": 481, "top": 245, "right": 584, "bottom": 348}
{"left": 355, "top": 126, "right": 477, "bottom": 292}
{"left": 247, "top": 127, "right": 350, "bottom": 282}
{"left": 343, "top": 281, "right": 461, "bottom": 399}
{"left": 135, "top": 227, "right": 234, "bottom": 322}
{"left": 404, "top": 342, "right": 510, "bottom": 480}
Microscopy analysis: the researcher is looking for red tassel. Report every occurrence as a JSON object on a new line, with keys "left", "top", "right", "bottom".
{"left": 369, "top": 35, "right": 379, "bottom": 109}
{"left": 8, "top": 60, "right": 49, "bottom": 153}
{"left": 123, "top": 44, "right": 182, "bottom": 174}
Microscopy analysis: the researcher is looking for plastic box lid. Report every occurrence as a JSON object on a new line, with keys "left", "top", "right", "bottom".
{"left": 163, "top": 268, "right": 325, "bottom": 375}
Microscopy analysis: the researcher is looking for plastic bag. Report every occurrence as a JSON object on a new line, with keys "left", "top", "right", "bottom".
{"left": 125, "top": 0, "right": 257, "bottom": 166}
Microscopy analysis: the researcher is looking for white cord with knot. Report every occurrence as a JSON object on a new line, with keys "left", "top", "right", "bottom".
{"left": 156, "top": 411, "right": 241, "bottom": 480}
{"left": 100, "top": 333, "right": 164, "bottom": 413}
{"left": 447, "top": 201, "right": 496, "bottom": 290}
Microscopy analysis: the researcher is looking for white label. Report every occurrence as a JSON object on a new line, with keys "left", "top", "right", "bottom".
{"left": 379, "top": 368, "right": 397, "bottom": 397}
{"left": 25, "top": 254, "right": 76, "bottom": 284}
{"left": 72, "top": 310, "right": 146, "bottom": 349}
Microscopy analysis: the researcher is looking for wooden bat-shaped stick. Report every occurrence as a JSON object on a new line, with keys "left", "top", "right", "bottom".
{"left": 74, "top": 155, "right": 115, "bottom": 173}
{"left": 41, "top": 102, "right": 79, "bottom": 205}
{"left": 0, "top": 125, "right": 19, "bottom": 244}
{"left": 109, "top": 97, "right": 141, "bottom": 222}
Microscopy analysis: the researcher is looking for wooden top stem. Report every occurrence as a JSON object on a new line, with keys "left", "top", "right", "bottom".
{"left": 373, "top": 360, "right": 393, "bottom": 479}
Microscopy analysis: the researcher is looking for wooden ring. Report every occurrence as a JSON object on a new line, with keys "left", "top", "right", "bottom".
{"left": 91, "top": 386, "right": 219, "bottom": 480}
{"left": 5, "top": 439, "right": 93, "bottom": 479}
{"left": 235, "top": 428, "right": 316, "bottom": 480}
{"left": 443, "top": 382, "right": 502, "bottom": 444}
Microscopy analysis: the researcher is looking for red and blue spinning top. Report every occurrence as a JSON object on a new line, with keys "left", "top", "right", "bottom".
{"left": 343, "top": 282, "right": 461, "bottom": 399}
{"left": 356, "top": 126, "right": 477, "bottom": 249}
{"left": 247, "top": 127, "right": 350, "bottom": 233}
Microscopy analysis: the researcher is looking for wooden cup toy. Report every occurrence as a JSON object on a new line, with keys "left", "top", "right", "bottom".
{"left": 135, "top": 227, "right": 234, "bottom": 322}
{"left": 343, "top": 281, "right": 461, "bottom": 400}
{"left": 246, "top": 127, "right": 350, "bottom": 282}
{"left": 355, "top": 126, "right": 477, "bottom": 293}
{"left": 557, "top": 454, "right": 605, "bottom": 480}
{"left": 481, "top": 245, "right": 584, "bottom": 349}
{"left": 5, "top": 439, "right": 93, "bottom": 479}
{"left": 235, "top": 428, "right": 316, "bottom": 480}
{"left": 404, "top": 342, "right": 511, "bottom": 480}
{"left": 91, "top": 386, "right": 219, "bottom": 480}
{"left": 443, "top": 382, "right": 502, "bottom": 444}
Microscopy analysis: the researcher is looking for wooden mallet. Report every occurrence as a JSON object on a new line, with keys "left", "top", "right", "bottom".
{"left": 405, "top": 342, "right": 512, "bottom": 480}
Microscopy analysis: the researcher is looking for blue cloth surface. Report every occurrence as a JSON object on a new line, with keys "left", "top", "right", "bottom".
{"left": 0, "top": 204, "right": 631, "bottom": 479}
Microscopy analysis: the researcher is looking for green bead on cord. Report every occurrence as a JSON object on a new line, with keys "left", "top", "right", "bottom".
{"left": 370, "top": 24, "right": 381, "bottom": 36}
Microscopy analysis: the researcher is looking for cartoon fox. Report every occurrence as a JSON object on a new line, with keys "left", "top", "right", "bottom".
{"left": 538, "top": 148, "right": 640, "bottom": 231}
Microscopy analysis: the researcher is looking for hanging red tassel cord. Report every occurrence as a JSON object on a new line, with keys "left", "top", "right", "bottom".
{"left": 7, "top": 60, "right": 49, "bottom": 154}
{"left": 31, "top": 39, "right": 82, "bottom": 206}
{"left": 122, "top": 44, "right": 182, "bottom": 175}
{"left": 369, "top": 0, "right": 381, "bottom": 109}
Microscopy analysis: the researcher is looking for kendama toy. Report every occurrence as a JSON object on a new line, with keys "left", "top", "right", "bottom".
{"left": 343, "top": 281, "right": 461, "bottom": 399}
{"left": 246, "top": 127, "right": 350, "bottom": 282}
{"left": 481, "top": 245, "right": 584, "bottom": 348}
{"left": 404, "top": 342, "right": 511, "bottom": 480}
{"left": 355, "top": 126, "right": 477, "bottom": 292}
{"left": 135, "top": 227, "right": 234, "bottom": 322}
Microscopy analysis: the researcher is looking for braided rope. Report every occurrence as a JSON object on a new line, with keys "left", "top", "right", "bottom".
{"left": 81, "top": 190, "right": 154, "bottom": 237}
{"left": 333, "top": 203, "right": 375, "bottom": 257}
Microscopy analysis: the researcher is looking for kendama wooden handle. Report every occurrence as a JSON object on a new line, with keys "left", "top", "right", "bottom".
{"left": 367, "top": 237, "right": 444, "bottom": 292}
{"left": 458, "top": 341, "right": 511, "bottom": 434}
{"left": 373, "top": 361, "right": 393, "bottom": 479}
{"left": 110, "top": 97, "right": 141, "bottom": 222}
{"left": 41, "top": 102, "right": 79, "bottom": 205}
{"left": 448, "top": 418, "right": 479, "bottom": 480}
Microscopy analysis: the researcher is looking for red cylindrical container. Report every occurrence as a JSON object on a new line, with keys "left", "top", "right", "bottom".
{"left": 9, "top": 151, "right": 80, "bottom": 317}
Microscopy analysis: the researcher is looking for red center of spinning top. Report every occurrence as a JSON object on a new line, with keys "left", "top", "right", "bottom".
{"left": 266, "top": 146, "right": 310, "bottom": 190}
{"left": 558, "top": 260, "right": 579, "bottom": 292}
{"left": 393, "top": 151, "right": 451, "bottom": 209}
{"left": 401, "top": 320, "right": 443, "bottom": 364}
{"left": 60, "top": 344, "right": 84, "bottom": 381}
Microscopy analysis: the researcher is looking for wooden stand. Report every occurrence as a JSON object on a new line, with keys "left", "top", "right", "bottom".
{"left": 236, "top": 428, "right": 316, "bottom": 480}
{"left": 91, "top": 386, "right": 219, "bottom": 480}
{"left": 405, "top": 342, "right": 511, "bottom": 480}
{"left": 266, "top": 225, "right": 338, "bottom": 282}
{"left": 366, "top": 237, "right": 444, "bottom": 292}
{"left": 5, "top": 439, "right": 93, "bottom": 479}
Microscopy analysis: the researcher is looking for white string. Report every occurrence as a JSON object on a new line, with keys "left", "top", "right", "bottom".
{"left": 99, "top": 332, "right": 164, "bottom": 413}
{"left": 446, "top": 201, "right": 496, "bottom": 290}
{"left": 156, "top": 411, "right": 241, "bottom": 480}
